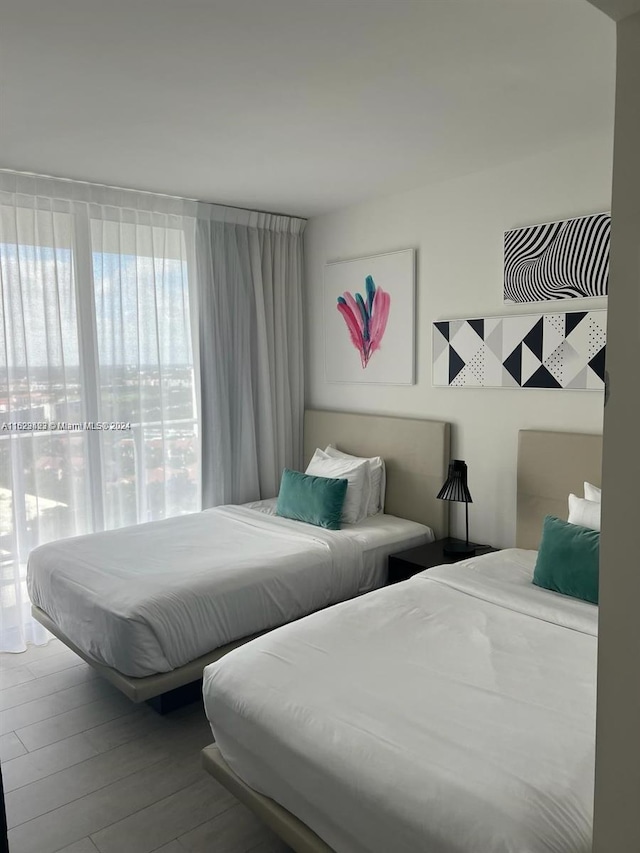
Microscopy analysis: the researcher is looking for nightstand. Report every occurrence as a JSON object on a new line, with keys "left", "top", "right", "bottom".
{"left": 387, "top": 538, "right": 499, "bottom": 584}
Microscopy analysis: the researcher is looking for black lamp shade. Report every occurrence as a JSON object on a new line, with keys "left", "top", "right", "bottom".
{"left": 436, "top": 460, "right": 473, "bottom": 504}
{"left": 437, "top": 460, "right": 475, "bottom": 556}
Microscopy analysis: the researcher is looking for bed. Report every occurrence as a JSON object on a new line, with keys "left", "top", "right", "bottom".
{"left": 201, "top": 428, "right": 603, "bottom": 853}
{"left": 27, "top": 409, "right": 450, "bottom": 706}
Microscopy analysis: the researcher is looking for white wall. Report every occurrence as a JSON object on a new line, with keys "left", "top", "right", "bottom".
{"left": 593, "top": 8, "right": 640, "bottom": 848}
{"left": 304, "top": 135, "right": 612, "bottom": 547}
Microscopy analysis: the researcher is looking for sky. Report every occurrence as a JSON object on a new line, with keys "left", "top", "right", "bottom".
{"left": 1, "top": 243, "right": 194, "bottom": 371}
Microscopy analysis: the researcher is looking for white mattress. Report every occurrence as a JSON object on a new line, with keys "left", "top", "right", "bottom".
{"left": 203, "top": 549, "right": 597, "bottom": 853}
{"left": 27, "top": 499, "right": 431, "bottom": 677}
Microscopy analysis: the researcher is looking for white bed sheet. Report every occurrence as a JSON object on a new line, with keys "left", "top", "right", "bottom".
{"left": 243, "top": 498, "right": 432, "bottom": 592}
{"left": 203, "top": 549, "right": 597, "bottom": 853}
{"left": 27, "top": 500, "right": 431, "bottom": 677}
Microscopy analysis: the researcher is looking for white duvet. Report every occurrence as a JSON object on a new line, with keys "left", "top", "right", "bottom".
{"left": 203, "top": 549, "right": 597, "bottom": 853}
{"left": 27, "top": 500, "right": 431, "bottom": 677}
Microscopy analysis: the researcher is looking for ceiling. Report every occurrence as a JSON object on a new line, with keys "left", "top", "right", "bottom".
{"left": 588, "top": 0, "right": 640, "bottom": 19}
{"left": 0, "top": 0, "right": 615, "bottom": 218}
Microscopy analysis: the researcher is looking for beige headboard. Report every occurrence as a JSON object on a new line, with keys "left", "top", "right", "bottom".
{"left": 304, "top": 409, "right": 450, "bottom": 538}
{"left": 517, "top": 429, "right": 603, "bottom": 550}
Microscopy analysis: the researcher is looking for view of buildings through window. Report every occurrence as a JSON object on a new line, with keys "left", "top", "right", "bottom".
{"left": 0, "top": 234, "right": 199, "bottom": 575}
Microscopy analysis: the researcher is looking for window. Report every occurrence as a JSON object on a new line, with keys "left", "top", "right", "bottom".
{"left": 0, "top": 201, "right": 198, "bottom": 649}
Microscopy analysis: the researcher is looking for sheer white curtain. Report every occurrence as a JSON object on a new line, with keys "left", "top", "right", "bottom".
{"left": 0, "top": 173, "right": 199, "bottom": 651}
{"left": 0, "top": 173, "right": 305, "bottom": 652}
{"left": 196, "top": 205, "right": 305, "bottom": 507}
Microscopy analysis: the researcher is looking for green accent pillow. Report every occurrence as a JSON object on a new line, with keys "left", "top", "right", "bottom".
{"left": 276, "top": 468, "right": 348, "bottom": 530}
{"left": 533, "top": 515, "right": 600, "bottom": 604}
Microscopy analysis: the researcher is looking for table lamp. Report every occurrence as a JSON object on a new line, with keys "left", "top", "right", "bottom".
{"left": 437, "top": 460, "right": 475, "bottom": 557}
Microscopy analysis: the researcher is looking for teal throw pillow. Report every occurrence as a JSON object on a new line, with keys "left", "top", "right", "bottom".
{"left": 276, "top": 468, "right": 348, "bottom": 530}
{"left": 533, "top": 515, "right": 599, "bottom": 604}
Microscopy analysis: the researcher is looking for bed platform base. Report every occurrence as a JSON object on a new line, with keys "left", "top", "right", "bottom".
{"left": 201, "top": 744, "right": 334, "bottom": 853}
{"left": 31, "top": 604, "right": 264, "bottom": 711}
{"left": 143, "top": 680, "right": 205, "bottom": 715}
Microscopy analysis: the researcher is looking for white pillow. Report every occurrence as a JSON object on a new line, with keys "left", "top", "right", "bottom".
{"left": 305, "top": 449, "right": 371, "bottom": 524}
{"left": 568, "top": 493, "right": 601, "bottom": 532}
{"left": 584, "top": 482, "right": 601, "bottom": 503}
{"left": 324, "top": 445, "right": 386, "bottom": 515}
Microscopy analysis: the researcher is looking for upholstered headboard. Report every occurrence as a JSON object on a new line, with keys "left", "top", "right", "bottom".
{"left": 304, "top": 409, "right": 450, "bottom": 538}
{"left": 516, "top": 429, "right": 603, "bottom": 550}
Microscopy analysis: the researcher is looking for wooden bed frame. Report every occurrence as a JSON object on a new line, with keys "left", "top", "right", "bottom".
{"left": 201, "top": 427, "right": 603, "bottom": 852}
{"left": 31, "top": 409, "right": 450, "bottom": 711}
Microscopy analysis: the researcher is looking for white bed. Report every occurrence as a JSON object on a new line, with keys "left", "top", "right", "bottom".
{"left": 203, "top": 550, "right": 596, "bottom": 853}
{"left": 28, "top": 500, "right": 431, "bottom": 678}
{"left": 201, "top": 428, "right": 603, "bottom": 853}
{"left": 28, "top": 409, "right": 450, "bottom": 702}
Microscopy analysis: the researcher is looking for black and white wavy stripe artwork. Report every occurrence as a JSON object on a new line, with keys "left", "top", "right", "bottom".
{"left": 504, "top": 213, "right": 610, "bottom": 303}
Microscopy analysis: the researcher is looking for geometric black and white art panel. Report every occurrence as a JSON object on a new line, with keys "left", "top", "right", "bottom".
{"left": 504, "top": 213, "right": 610, "bottom": 302}
{"left": 433, "top": 311, "right": 606, "bottom": 390}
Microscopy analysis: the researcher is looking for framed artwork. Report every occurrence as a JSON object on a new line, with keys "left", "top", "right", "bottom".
{"left": 504, "top": 212, "right": 610, "bottom": 303}
{"left": 433, "top": 310, "right": 606, "bottom": 390}
{"left": 324, "top": 249, "right": 415, "bottom": 385}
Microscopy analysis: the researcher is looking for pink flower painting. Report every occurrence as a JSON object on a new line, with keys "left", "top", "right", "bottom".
{"left": 336, "top": 275, "right": 391, "bottom": 369}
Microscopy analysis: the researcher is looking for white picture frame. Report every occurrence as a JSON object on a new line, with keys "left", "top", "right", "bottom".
{"left": 432, "top": 310, "right": 606, "bottom": 390}
{"left": 503, "top": 212, "right": 610, "bottom": 303}
{"left": 324, "top": 249, "right": 415, "bottom": 385}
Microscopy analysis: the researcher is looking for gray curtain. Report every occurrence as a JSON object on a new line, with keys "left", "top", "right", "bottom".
{"left": 196, "top": 207, "right": 305, "bottom": 507}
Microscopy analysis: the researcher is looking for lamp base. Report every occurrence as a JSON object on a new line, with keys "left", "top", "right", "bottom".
{"left": 443, "top": 540, "right": 476, "bottom": 558}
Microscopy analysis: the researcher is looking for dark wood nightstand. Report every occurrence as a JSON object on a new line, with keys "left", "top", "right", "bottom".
{"left": 387, "top": 538, "right": 499, "bottom": 584}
